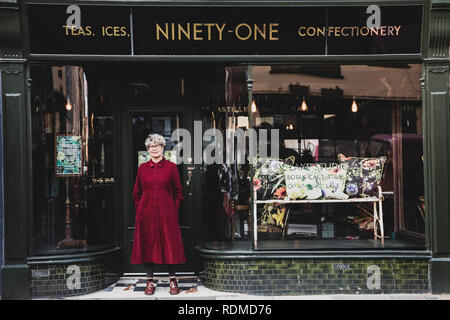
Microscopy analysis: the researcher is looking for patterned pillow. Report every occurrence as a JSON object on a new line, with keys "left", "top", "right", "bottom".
{"left": 338, "top": 154, "right": 387, "bottom": 197}
{"left": 319, "top": 164, "right": 349, "bottom": 200}
{"left": 283, "top": 164, "right": 323, "bottom": 200}
{"left": 253, "top": 158, "right": 287, "bottom": 200}
{"left": 283, "top": 163, "right": 349, "bottom": 200}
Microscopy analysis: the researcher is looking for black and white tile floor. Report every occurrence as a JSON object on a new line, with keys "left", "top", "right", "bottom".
{"left": 106, "top": 277, "right": 200, "bottom": 293}
{"left": 64, "top": 276, "right": 242, "bottom": 300}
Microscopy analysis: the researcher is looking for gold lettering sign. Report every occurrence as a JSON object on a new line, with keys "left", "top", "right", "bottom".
{"left": 62, "top": 25, "right": 130, "bottom": 38}
{"left": 61, "top": 22, "right": 404, "bottom": 41}
{"left": 298, "top": 25, "right": 402, "bottom": 37}
{"left": 156, "top": 23, "right": 227, "bottom": 41}
{"left": 155, "top": 22, "right": 279, "bottom": 41}
{"left": 153, "top": 22, "right": 402, "bottom": 41}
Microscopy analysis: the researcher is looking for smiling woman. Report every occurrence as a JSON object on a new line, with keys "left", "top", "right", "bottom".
{"left": 132, "top": 132, "right": 185, "bottom": 295}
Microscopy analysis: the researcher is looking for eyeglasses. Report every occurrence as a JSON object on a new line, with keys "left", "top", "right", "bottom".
{"left": 148, "top": 144, "right": 163, "bottom": 149}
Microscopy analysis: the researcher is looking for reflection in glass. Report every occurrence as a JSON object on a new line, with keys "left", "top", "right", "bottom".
{"left": 252, "top": 64, "right": 424, "bottom": 245}
{"left": 31, "top": 65, "right": 115, "bottom": 253}
{"left": 200, "top": 66, "right": 251, "bottom": 243}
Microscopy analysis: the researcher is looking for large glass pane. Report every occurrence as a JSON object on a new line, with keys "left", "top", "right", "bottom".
{"left": 31, "top": 65, "right": 115, "bottom": 254}
{"left": 251, "top": 64, "right": 424, "bottom": 248}
{"left": 200, "top": 66, "right": 251, "bottom": 243}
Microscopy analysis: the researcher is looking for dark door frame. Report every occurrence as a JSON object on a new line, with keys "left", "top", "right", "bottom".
{"left": 117, "top": 99, "right": 199, "bottom": 275}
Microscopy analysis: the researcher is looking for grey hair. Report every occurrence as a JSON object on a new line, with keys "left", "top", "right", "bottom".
{"left": 145, "top": 133, "right": 166, "bottom": 148}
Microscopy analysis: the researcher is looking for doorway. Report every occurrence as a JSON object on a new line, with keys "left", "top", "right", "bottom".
{"left": 120, "top": 103, "right": 197, "bottom": 275}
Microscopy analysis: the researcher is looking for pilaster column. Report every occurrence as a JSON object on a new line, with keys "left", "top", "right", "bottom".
{"left": 1, "top": 5, "right": 30, "bottom": 300}
{"left": 426, "top": 7, "right": 450, "bottom": 294}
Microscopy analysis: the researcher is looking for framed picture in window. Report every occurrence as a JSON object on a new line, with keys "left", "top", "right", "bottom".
{"left": 55, "top": 134, "right": 83, "bottom": 177}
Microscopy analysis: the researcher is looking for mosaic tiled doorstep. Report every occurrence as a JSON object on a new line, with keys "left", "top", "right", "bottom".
{"left": 102, "top": 277, "right": 201, "bottom": 293}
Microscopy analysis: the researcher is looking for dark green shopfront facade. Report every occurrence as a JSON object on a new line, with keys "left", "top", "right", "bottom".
{"left": 1, "top": 0, "right": 450, "bottom": 299}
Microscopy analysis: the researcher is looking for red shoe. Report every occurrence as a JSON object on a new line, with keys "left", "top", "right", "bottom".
{"left": 169, "top": 279, "right": 181, "bottom": 295}
{"left": 145, "top": 280, "right": 156, "bottom": 295}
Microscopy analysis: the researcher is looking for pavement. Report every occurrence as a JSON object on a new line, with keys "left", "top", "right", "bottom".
{"left": 59, "top": 276, "right": 450, "bottom": 300}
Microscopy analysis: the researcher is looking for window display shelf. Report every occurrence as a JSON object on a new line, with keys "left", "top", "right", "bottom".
{"left": 253, "top": 186, "right": 385, "bottom": 247}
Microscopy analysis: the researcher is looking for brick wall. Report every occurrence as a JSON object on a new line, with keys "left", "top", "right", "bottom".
{"left": 201, "top": 258, "right": 429, "bottom": 295}
{"left": 30, "top": 255, "right": 121, "bottom": 298}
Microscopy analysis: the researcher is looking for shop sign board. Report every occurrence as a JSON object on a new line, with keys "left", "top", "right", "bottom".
{"left": 55, "top": 135, "right": 83, "bottom": 177}
{"left": 28, "top": 4, "right": 422, "bottom": 56}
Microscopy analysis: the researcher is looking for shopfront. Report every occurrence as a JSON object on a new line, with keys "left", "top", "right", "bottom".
{"left": 1, "top": 0, "right": 450, "bottom": 299}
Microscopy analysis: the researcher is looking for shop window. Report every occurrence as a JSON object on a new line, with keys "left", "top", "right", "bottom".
{"left": 31, "top": 65, "right": 115, "bottom": 254}
{"left": 250, "top": 64, "right": 425, "bottom": 248}
{"left": 200, "top": 66, "right": 252, "bottom": 243}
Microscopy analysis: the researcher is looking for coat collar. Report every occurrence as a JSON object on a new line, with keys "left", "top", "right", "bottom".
{"left": 149, "top": 158, "right": 165, "bottom": 168}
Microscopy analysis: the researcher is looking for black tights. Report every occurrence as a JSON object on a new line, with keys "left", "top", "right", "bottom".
{"left": 144, "top": 263, "right": 177, "bottom": 279}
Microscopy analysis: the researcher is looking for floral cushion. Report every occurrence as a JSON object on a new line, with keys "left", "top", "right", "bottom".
{"left": 338, "top": 154, "right": 387, "bottom": 197}
{"left": 259, "top": 203, "right": 289, "bottom": 229}
{"left": 253, "top": 158, "right": 287, "bottom": 200}
{"left": 319, "top": 164, "right": 349, "bottom": 200}
{"left": 283, "top": 163, "right": 349, "bottom": 200}
{"left": 283, "top": 164, "right": 323, "bottom": 200}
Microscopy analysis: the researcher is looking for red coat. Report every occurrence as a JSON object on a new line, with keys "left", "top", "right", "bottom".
{"left": 131, "top": 158, "right": 186, "bottom": 265}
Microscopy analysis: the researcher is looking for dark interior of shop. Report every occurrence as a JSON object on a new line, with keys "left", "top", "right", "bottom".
{"left": 29, "top": 63, "right": 426, "bottom": 256}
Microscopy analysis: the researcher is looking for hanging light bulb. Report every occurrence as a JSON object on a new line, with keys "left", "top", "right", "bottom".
{"left": 251, "top": 100, "right": 257, "bottom": 113}
{"left": 289, "top": 124, "right": 294, "bottom": 130}
{"left": 65, "top": 98, "right": 72, "bottom": 111}
{"left": 300, "top": 97, "right": 308, "bottom": 112}
{"left": 351, "top": 96, "right": 358, "bottom": 113}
